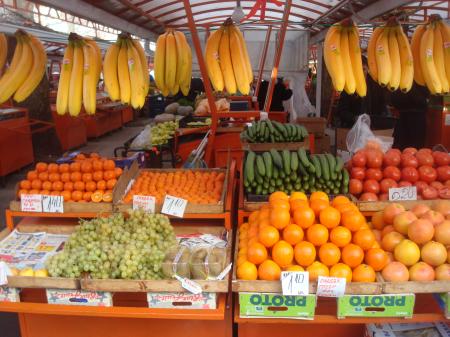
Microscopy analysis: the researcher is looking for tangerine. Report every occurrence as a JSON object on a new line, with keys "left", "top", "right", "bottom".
{"left": 381, "top": 231, "right": 404, "bottom": 252}
{"left": 19, "top": 180, "right": 31, "bottom": 190}
{"left": 48, "top": 173, "right": 60, "bottom": 182}
{"left": 85, "top": 181, "right": 96, "bottom": 192}
{"left": 330, "top": 263, "right": 352, "bottom": 282}
{"left": 70, "top": 172, "right": 82, "bottom": 182}
{"left": 310, "top": 199, "right": 329, "bottom": 217}
{"left": 310, "top": 191, "right": 329, "bottom": 203}
{"left": 106, "top": 179, "right": 117, "bottom": 190}
{"left": 247, "top": 242, "right": 268, "bottom": 265}
{"left": 307, "top": 261, "right": 329, "bottom": 281}
{"left": 282, "top": 224, "right": 304, "bottom": 245}
{"left": 237, "top": 261, "right": 258, "bottom": 280}
{"left": 285, "top": 265, "right": 305, "bottom": 272}
{"left": 306, "top": 224, "right": 329, "bottom": 246}
{"left": 83, "top": 191, "right": 93, "bottom": 201}
{"left": 31, "top": 179, "right": 42, "bottom": 190}
{"left": 92, "top": 160, "right": 103, "bottom": 171}
{"left": 93, "top": 171, "right": 104, "bottom": 182}
{"left": 331, "top": 195, "right": 350, "bottom": 207}
{"left": 290, "top": 191, "right": 308, "bottom": 201}
{"left": 35, "top": 162, "right": 48, "bottom": 172}
{"left": 82, "top": 173, "right": 93, "bottom": 182}
{"left": 60, "top": 190, "right": 71, "bottom": 201}
{"left": 352, "top": 264, "right": 376, "bottom": 282}
{"left": 341, "top": 210, "right": 366, "bottom": 232}
{"left": 27, "top": 170, "right": 38, "bottom": 181}
{"left": 341, "top": 244, "right": 364, "bottom": 268}
{"left": 293, "top": 207, "right": 315, "bottom": 229}
{"left": 38, "top": 172, "right": 48, "bottom": 181}
{"left": 61, "top": 173, "right": 70, "bottom": 182}
{"left": 103, "top": 159, "right": 115, "bottom": 170}
{"left": 353, "top": 228, "right": 376, "bottom": 250}
{"left": 104, "top": 170, "right": 116, "bottom": 181}
{"left": 96, "top": 180, "right": 107, "bottom": 191}
{"left": 80, "top": 162, "right": 93, "bottom": 173}
{"left": 330, "top": 226, "right": 352, "bottom": 247}
{"left": 365, "top": 248, "right": 389, "bottom": 271}
{"left": 52, "top": 181, "right": 63, "bottom": 192}
{"left": 71, "top": 190, "right": 83, "bottom": 201}
{"left": 114, "top": 167, "right": 123, "bottom": 178}
{"left": 371, "top": 211, "right": 386, "bottom": 230}
{"left": 48, "top": 163, "right": 59, "bottom": 173}
{"left": 270, "top": 208, "right": 290, "bottom": 230}
{"left": 258, "top": 260, "right": 281, "bottom": 280}
{"left": 272, "top": 240, "right": 294, "bottom": 268}
{"left": 318, "top": 242, "right": 341, "bottom": 266}
{"left": 319, "top": 206, "right": 341, "bottom": 229}
{"left": 58, "top": 164, "right": 70, "bottom": 173}
{"left": 69, "top": 162, "right": 81, "bottom": 172}
{"left": 269, "top": 191, "right": 289, "bottom": 203}
{"left": 42, "top": 181, "right": 52, "bottom": 191}
{"left": 294, "top": 241, "right": 316, "bottom": 267}
{"left": 290, "top": 199, "right": 309, "bottom": 213}
{"left": 258, "top": 226, "right": 280, "bottom": 248}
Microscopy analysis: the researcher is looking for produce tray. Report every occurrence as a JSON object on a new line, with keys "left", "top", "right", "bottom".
{"left": 241, "top": 138, "right": 309, "bottom": 152}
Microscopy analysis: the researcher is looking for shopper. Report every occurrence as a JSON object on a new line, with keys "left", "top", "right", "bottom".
{"left": 257, "top": 78, "right": 293, "bottom": 111}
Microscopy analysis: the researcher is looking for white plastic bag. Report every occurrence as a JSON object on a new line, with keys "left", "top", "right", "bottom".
{"left": 346, "top": 114, "right": 393, "bottom": 153}
{"left": 130, "top": 125, "right": 152, "bottom": 149}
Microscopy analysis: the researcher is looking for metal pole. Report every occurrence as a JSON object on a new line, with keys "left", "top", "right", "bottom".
{"left": 182, "top": 0, "right": 218, "bottom": 166}
{"left": 263, "top": 0, "right": 292, "bottom": 112}
{"left": 254, "top": 25, "right": 272, "bottom": 99}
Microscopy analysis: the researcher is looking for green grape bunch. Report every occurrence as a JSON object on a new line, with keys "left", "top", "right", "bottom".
{"left": 46, "top": 210, "right": 177, "bottom": 280}
{"left": 151, "top": 120, "right": 179, "bottom": 146}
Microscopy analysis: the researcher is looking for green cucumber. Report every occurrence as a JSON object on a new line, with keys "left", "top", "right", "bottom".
{"left": 325, "top": 154, "right": 337, "bottom": 180}
{"left": 297, "top": 148, "right": 315, "bottom": 173}
{"left": 273, "top": 166, "right": 279, "bottom": 179}
{"left": 318, "top": 154, "right": 330, "bottom": 180}
{"left": 245, "top": 151, "right": 255, "bottom": 182}
{"left": 262, "top": 152, "right": 273, "bottom": 178}
{"left": 270, "top": 149, "right": 283, "bottom": 168}
{"left": 260, "top": 121, "right": 266, "bottom": 137}
{"left": 256, "top": 154, "right": 266, "bottom": 177}
{"left": 282, "top": 150, "right": 291, "bottom": 175}
{"left": 335, "top": 156, "right": 344, "bottom": 173}
{"left": 266, "top": 119, "right": 275, "bottom": 135}
{"left": 290, "top": 151, "right": 299, "bottom": 172}
{"left": 310, "top": 155, "right": 322, "bottom": 178}
{"left": 298, "top": 161, "right": 309, "bottom": 177}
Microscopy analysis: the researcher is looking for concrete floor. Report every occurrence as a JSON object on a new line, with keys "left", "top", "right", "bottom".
{"left": 0, "top": 121, "right": 147, "bottom": 337}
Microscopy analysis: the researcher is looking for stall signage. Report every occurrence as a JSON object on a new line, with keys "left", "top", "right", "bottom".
{"left": 280, "top": 271, "right": 309, "bottom": 296}
{"left": 337, "top": 294, "right": 415, "bottom": 318}
{"left": 42, "top": 195, "right": 64, "bottom": 213}
{"left": 0, "top": 287, "right": 20, "bottom": 302}
{"left": 162, "top": 195, "right": 187, "bottom": 218}
{"left": 46, "top": 289, "right": 112, "bottom": 307}
{"left": 21, "top": 194, "right": 43, "bottom": 212}
{"left": 239, "top": 292, "right": 316, "bottom": 319}
{"left": 388, "top": 186, "right": 417, "bottom": 201}
{"left": 132, "top": 195, "right": 155, "bottom": 213}
{"left": 147, "top": 292, "right": 216, "bottom": 309}
{"left": 316, "top": 276, "right": 346, "bottom": 297}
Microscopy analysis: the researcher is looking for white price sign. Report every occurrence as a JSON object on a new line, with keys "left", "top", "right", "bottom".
{"left": 42, "top": 195, "right": 64, "bottom": 213}
{"left": 280, "top": 271, "right": 309, "bottom": 296}
{"left": 161, "top": 195, "right": 187, "bottom": 218}
{"left": 316, "top": 276, "right": 346, "bottom": 297}
{"left": 20, "top": 194, "right": 43, "bottom": 212}
{"left": 389, "top": 186, "right": 417, "bottom": 201}
{"left": 174, "top": 275, "right": 202, "bottom": 294}
{"left": 132, "top": 195, "right": 155, "bottom": 213}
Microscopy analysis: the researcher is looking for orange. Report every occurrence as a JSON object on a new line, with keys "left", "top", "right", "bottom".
{"left": 237, "top": 261, "right": 258, "bottom": 280}
{"left": 270, "top": 208, "right": 290, "bottom": 230}
{"left": 371, "top": 211, "right": 386, "bottom": 230}
{"left": 270, "top": 199, "right": 290, "bottom": 211}
{"left": 27, "top": 170, "right": 38, "bottom": 181}
{"left": 82, "top": 173, "right": 93, "bottom": 182}
{"left": 70, "top": 172, "right": 82, "bottom": 182}
{"left": 52, "top": 181, "right": 63, "bottom": 192}
{"left": 353, "top": 228, "right": 376, "bottom": 250}
{"left": 365, "top": 248, "right": 389, "bottom": 271}
{"left": 92, "top": 160, "right": 103, "bottom": 171}
{"left": 39, "top": 190, "right": 50, "bottom": 195}
{"left": 310, "top": 199, "right": 329, "bottom": 217}
{"left": 258, "top": 208, "right": 270, "bottom": 222}
{"left": 258, "top": 218, "right": 270, "bottom": 229}
{"left": 48, "top": 173, "right": 60, "bottom": 182}
{"left": 103, "top": 159, "right": 116, "bottom": 170}
{"left": 74, "top": 181, "right": 85, "bottom": 191}
{"left": 38, "top": 172, "right": 48, "bottom": 181}
{"left": 341, "top": 244, "right": 364, "bottom": 268}
{"left": 93, "top": 171, "right": 104, "bottom": 182}
{"left": 75, "top": 153, "right": 86, "bottom": 160}
{"left": 91, "top": 191, "right": 103, "bottom": 203}
{"left": 104, "top": 170, "right": 116, "bottom": 181}
{"left": 290, "top": 191, "right": 308, "bottom": 201}
{"left": 331, "top": 195, "right": 351, "bottom": 207}
{"left": 80, "top": 162, "right": 93, "bottom": 173}
{"left": 50, "top": 191, "right": 60, "bottom": 196}
{"left": 248, "top": 211, "right": 259, "bottom": 224}
{"left": 18, "top": 189, "right": 29, "bottom": 198}
{"left": 240, "top": 222, "right": 250, "bottom": 232}
{"left": 114, "top": 167, "right": 123, "bottom": 178}
{"left": 106, "top": 179, "right": 117, "bottom": 190}
{"left": 290, "top": 199, "right": 309, "bottom": 213}
{"left": 258, "top": 260, "right": 281, "bottom": 280}
{"left": 319, "top": 206, "right": 341, "bottom": 229}
{"left": 341, "top": 210, "right": 366, "bottom": 232}
{"left": 61, "top": 172, "right": 70, "bottom": 182}
{"left": 318, "top": 242, "right": 341, "bottom": 266}
{"left": 42, "top": 181, "right": 52, "bottom": 191}
{"left": 60, "top": 190, "right": 71, "bottom": 201}
{"left": 269, "top": 191, "right": 289, "bottom": 203}
{"left": 90, "top": 152, "right": 100, "bottom": 158}
{"left": 85, "top": 181, "right": 97, "bottom": 192}
{"left": 69, "top": 162, "right": 81, "bottom": 172}
{"left": 294, "top": 241, "right": 316, "bottom": 267}
{"left": 83, "top": 191, "right": 93, "bottom": 201}
{"left": 306, "top": 224, "right": 329, "bottom": 246}
{"left": 96, "top": 180, "right": 107, "bottom": 191}
{"left": 71, "top": 190, "right": 83, "bottom": 201}
{"left": 285, "top": 265, "right": 305, "bottom": 272}
{"left": 36, "top": 162, "right": 48, "bottom": 172}
{"left": 293, "top": 207, "right": 315, "bottom": 229}
{"left": 31, "top": 179, "right": 42, "bottom": 190}
{"left": 63, "top": 182, "right": 74, "bottom": 191}
{"left": 307, "top": 261, "right": 329, "bottom": 281}
{"left": 258, "top": 226, "right": 280, "bottom": 248}
{"left": 335, "top": 202, "right": 358, "bottom": 214}
{"left": 29, "top": 189, "right": 39, "bottom": 195}
{"left": 352, "top": 264, "right": 376, "bottom": 282}
{"left": 282, "top": 224, "right": 304, "bottom": 245}
{"left": 58, "top": 163, "right": 70, "bottom": 173}
{"left": 310, "top": 191, "right": 329, "bottom": 203}
{"left": 102, "top": 191, "right": 113, "bottom": 202}
{"left": 272, "top": 240, "right": 294, "bottom": 268}
{"left": 330, "top": 263, "right": 352, "bottom": 282}
{"left": 247, "top": 242, "right": 268, "bottom": 265}
{"left": 330, "top": 226, "right": 352, "bottom": 247}
{"left": 20, "top": 180, "right": 31, "bottom": 190}
{"left": 48, "top": 163, "right": 59, "bottom": 173}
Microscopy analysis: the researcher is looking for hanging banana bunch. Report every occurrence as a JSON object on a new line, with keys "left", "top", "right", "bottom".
{"left": 205, "top": 18, "right": 253, "bottom": 95}
{"left": 154, "top": 29, "right": 192, "bottom": 97}
{"left": 411, "top": 15, "right": 450, "bottom": 95}
{"left": 0, "top": 33, "right": 7, "bottom": 74}
{"left": 0, "top": 30, "right": 47, "bottom": 104}
{"left": 323, "top": 19, "right": 366, "bottom": 97}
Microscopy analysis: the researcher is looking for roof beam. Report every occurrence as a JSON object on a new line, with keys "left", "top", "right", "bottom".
{"left": 34, "top": 0, "right": 156, "bottom": 40}
{"left": 310, "top": 0, "right": 416, "bottom": 44}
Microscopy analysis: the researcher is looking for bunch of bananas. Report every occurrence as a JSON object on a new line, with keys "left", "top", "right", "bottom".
{"left": 154, "top": 29, "right": 192, "bottom": 97}
{"left": 103, "top": 34, "right": 149, "bottom": 108}
{"left": 411, "top": 15, "right": 450, "bottom": 95}
{"left": 205, "top": 19, "right": 253, "bottom": 95}
{"left": 0, "top": 30, "right": 47, "bottom": 104}
{"left": 56, "top": 33, "right": 101, "bottom": 116}
{"left": 0, "top": 33, "right": 7, "bottom": 74}
{"left": 324, "top": 20, "right": 366, "bottom": 97}
{"left": 367, "top": 19, "right": 414, "bottom": 92}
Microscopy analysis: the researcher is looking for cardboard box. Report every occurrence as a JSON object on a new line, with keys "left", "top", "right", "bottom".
{"left": 295, "top": 117, "right": 326, "bottom": 136}
{"left": 46, "top": 289, "right": 112, "bottom": 307}
{"left": 365, "top": 322, "right": 450, "bottom": 337}
{"left": 147, "top": 292, "right": 217, "bottom": 309}
{"left": 336, "top": 128, "right": 394, "bottom": 151}
{"left": 315, "top": 134, "right": 331, "bottom": 153}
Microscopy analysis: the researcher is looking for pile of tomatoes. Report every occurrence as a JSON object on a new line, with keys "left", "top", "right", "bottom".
{"left": 348, "top": 147, "right": 450, "bottom": 201}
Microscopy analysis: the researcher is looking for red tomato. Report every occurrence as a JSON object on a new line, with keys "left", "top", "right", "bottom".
{"left": 433, "top": 151, "right": 450, "bottom": 167}
{"left": 398, "top": 181, "right": 412, "bottom": 187}
{"left": 430, "top": 181, "right": 444, "bottom": 190}
{"left": 401, "top": 167, "right": 419, "bottom": 183}
{"left": 416, "top": 150, "right": 434, "bottom": 167}
{"left": 351, "top": 151, "right": 366, "bottom": 168}
{"left": 349, "top": 179, "right": 363, "bottom": 195}
{"left": 439, "top": 187, "right": 450, "bottom": 199}
{"left": 351, "top": 167, "right": 365, "bottom": 180}
{"left": 366, "top": 168, "right": 383, "bottom": 181}
{"left": 437, "top": 166, "right": 450, "bottom": 182}
{"left": 418, "top": 165, "right": 437, "bottom": 183}
{"left": 422, "top": 186, "right": 438, "bottom": 200}
{"left": 360, "top": 192, "right": 379, "bottom": 201}
{"left": 366, "top": 149, "right": 383, "bottom": 168}
{"left": 417, "top": 148, "right": 432, "bottom": 155}
{"left": 401, "top": 154, "right": 419, "bottom": 168}
{"left": 363, "top": 179, "right": 380, "bottom": 194}
{"left": 383, "top": 166, "right": 401, "bottom": 181}
{"left": 446, "top": 180, "right": 450, "bottom": 187}
{"left": 380, "top": 178, "right": 398, "bottom": 194}
{"left": 383, "top": 149, "right": 401, "bottom": 167}
{"left": 403, "top": 147, "right": 418, "bottom": 156}
{"left": 414, "top": 181, "right": 429, "bottom": 194}
{"left": 379, "top": 193, "right": 389, "bottom": 201}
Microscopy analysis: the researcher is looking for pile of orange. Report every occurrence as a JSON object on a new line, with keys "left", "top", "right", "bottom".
{"left": 18, "top": 153, "right": 122, "bottom": 203}
{"left": 237, "top": 191, "right": 389, "bottom": 282}
{"left": 123, "top": 170, "right": 225, "bottom": 204}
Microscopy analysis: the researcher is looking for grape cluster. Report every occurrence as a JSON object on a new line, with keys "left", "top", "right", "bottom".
{"left": 46, "top": 210, "right": 177, "bottom": 279}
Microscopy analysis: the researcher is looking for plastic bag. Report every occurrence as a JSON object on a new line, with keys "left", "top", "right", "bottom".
{"left": 346, "top": 114, "right": 393, "bottom": 153}
{"left": 130, "top": 125, "right": 152, "bottom": 149}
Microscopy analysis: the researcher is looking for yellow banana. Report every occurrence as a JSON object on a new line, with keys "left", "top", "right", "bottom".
{"left": 165, "top": 31, "right": 177, "bottom": 95}
{"left": 132, "top": 39, "right": 149, "bottom": 95}
{"left": 432, "top": 23, "right": 449, "bottom": 93}
{"left": 348, "top": 25, "right": 366, "bottom": 97}
{"left": 230, "top": 24, "right": 253, "bottom": 84}
{"left": 388, "top": 28, "right": 401, "bottom": 91}
{"left": 14, "top": 35, "right": 47, "bottom": 102}
{"left": 205, "top": 27, "right": 224, "bottom": 92}
{"left": 438, "top": 21, "right": 450, "bottom": 86}
{"left": 56, "top": 42, "right": 74, "bottom": 115}
{"left": 367, "top": 27, "right": 383, "bottom": 82}
{"left": 82, "top": 41, "right": 97, "bottom": 115}
{"left": 324, "top": 25, "right": 345, "bottom": 92}
{"left": 219, "top": 26, "right": 237, "bottom": 94}
{"left": 229, "top": 24, "right": 250, "bottom": 95}
{"left": 411, "top": 24, "right": 426, "bottom": 86}
{"left": 85, "top": 38, "right": 101, "bottom": 81}
{"left": 127, "top": 39, "right": 146, "bottom": 109}
{"left": 154, "top": 33, "right": 167, "bottom": 94}
{"left": 420, "top": 25, "right": 442, "bottom": 94}
{"left": 340, "top": 28, "right": 356, "bottom": 94}
{"left": 375, "top": 28, "right": 391, "bottom": 87}
{"left": 0, "top": 33, "right": 7, "bottom": 73}
{"left": 103, "top": 41, "right": 120, "bottom": 101}
{"left": 395, "top": 25, "right": 414, "bottom": 93}
{"left": 174, "top": 30, "right": 189, "bottom": 96}
{"left": 170, "top": 83, "right": 180, "bottom": 96}
{"left": 68, "top": 41, "right": 84, "bottom": 116}
{"left": 117, "top": 40, "right": 131, "bottom": 104}
{"left": 180, "top": 34, "right": 192, "bottom": 96}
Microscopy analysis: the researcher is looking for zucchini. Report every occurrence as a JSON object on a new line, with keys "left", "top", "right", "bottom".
{"left": 270, "top": 149, "right": 283, "bottom": 168}
{"left": 335, "top": 156, "right": 344, "bottom": 173}
{"left": 310, "top": 155, "right": 322, "bottom": 178}
{"left": 245, "top": 151, "right": 255, "bottom": 182}
{"left": 318, "top": 154, "right": 330, "bottom": 180}
{"left": 256, "top": 154, "right": 266, "bottom": 177}
{"left": 325, "top": 154, "right": 337, "bottom": 180}
{"left": 298, "top": 148, "right": 315, "bottom": 173}
{"left": 262, "top": 152, "right": 273, "bottom": 178}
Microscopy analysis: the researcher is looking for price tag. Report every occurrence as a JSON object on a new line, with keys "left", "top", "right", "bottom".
{"left": 42, "top": 195, "right": 64, "bottom": 213}
{"left": 216, "top": 263, "right": 233, "bottom": 280}
{"left": 161, "top": 195, "right": 187, "bottom": 218}
{"left": 259, "top": 111, "right": 268, "bottom": 120}
{"left": 389, "top": 186, "right": 417, "bottom": 201}
{"left": 132, "top": 195, "right": 155, "bottom": 213}
{"left": 281, "top": 271, "right": 309, "bottom": 296}
{"left": 174, "top": 275, "right": 202, "bottom": 294}
{"left": 20, "top": 194, "right": 43, "bottom": 212}
{"left": 316, "top": 276, "right": 346, "bottom": 297}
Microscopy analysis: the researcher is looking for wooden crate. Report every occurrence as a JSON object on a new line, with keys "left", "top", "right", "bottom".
{"left": 357, "top": 200, "right": 437, "bottom": 212}
{"left": 241, "top": 138, "right": 309, "bottom": 152}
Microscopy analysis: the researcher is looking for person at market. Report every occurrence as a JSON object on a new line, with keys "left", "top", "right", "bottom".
{"left": 257, "top": 77, "right": 293, "bottom": 112}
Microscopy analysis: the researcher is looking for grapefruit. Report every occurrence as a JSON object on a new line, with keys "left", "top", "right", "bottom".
{"left": 394, "top": 239, "right": 420, "bottom": 266}
{"left": 421, "top": 241, "right": 447, "bottom": 266}
{"left": 409, "top": 262, "right": 435, "bottom": 281}
{"left": 407, "top": 219, "right": 434, "bottom": 245}
{"left": 382, "top": 262, "right": 409, "bottom": 282}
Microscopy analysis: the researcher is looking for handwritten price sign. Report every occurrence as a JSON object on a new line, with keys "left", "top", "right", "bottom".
{"left": 132, "top": 195, "right": 155, "bottom": 213}
{"left": 21, "top": 194, "right": 43, "bottom": 212}
{"left": 161, "top": 195, "right": 187, "bottom": 218}
{"left": 42, "top": 195, "right": 64, "bottom": 213}
{"left": 389, "top": 186, "right": 417, "bottom": 201}
{"left": 280, "top": 271, "right": 309, "bottom": 296}
{"left": 317, "top": 276, "right": 346, "bottom": 297}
